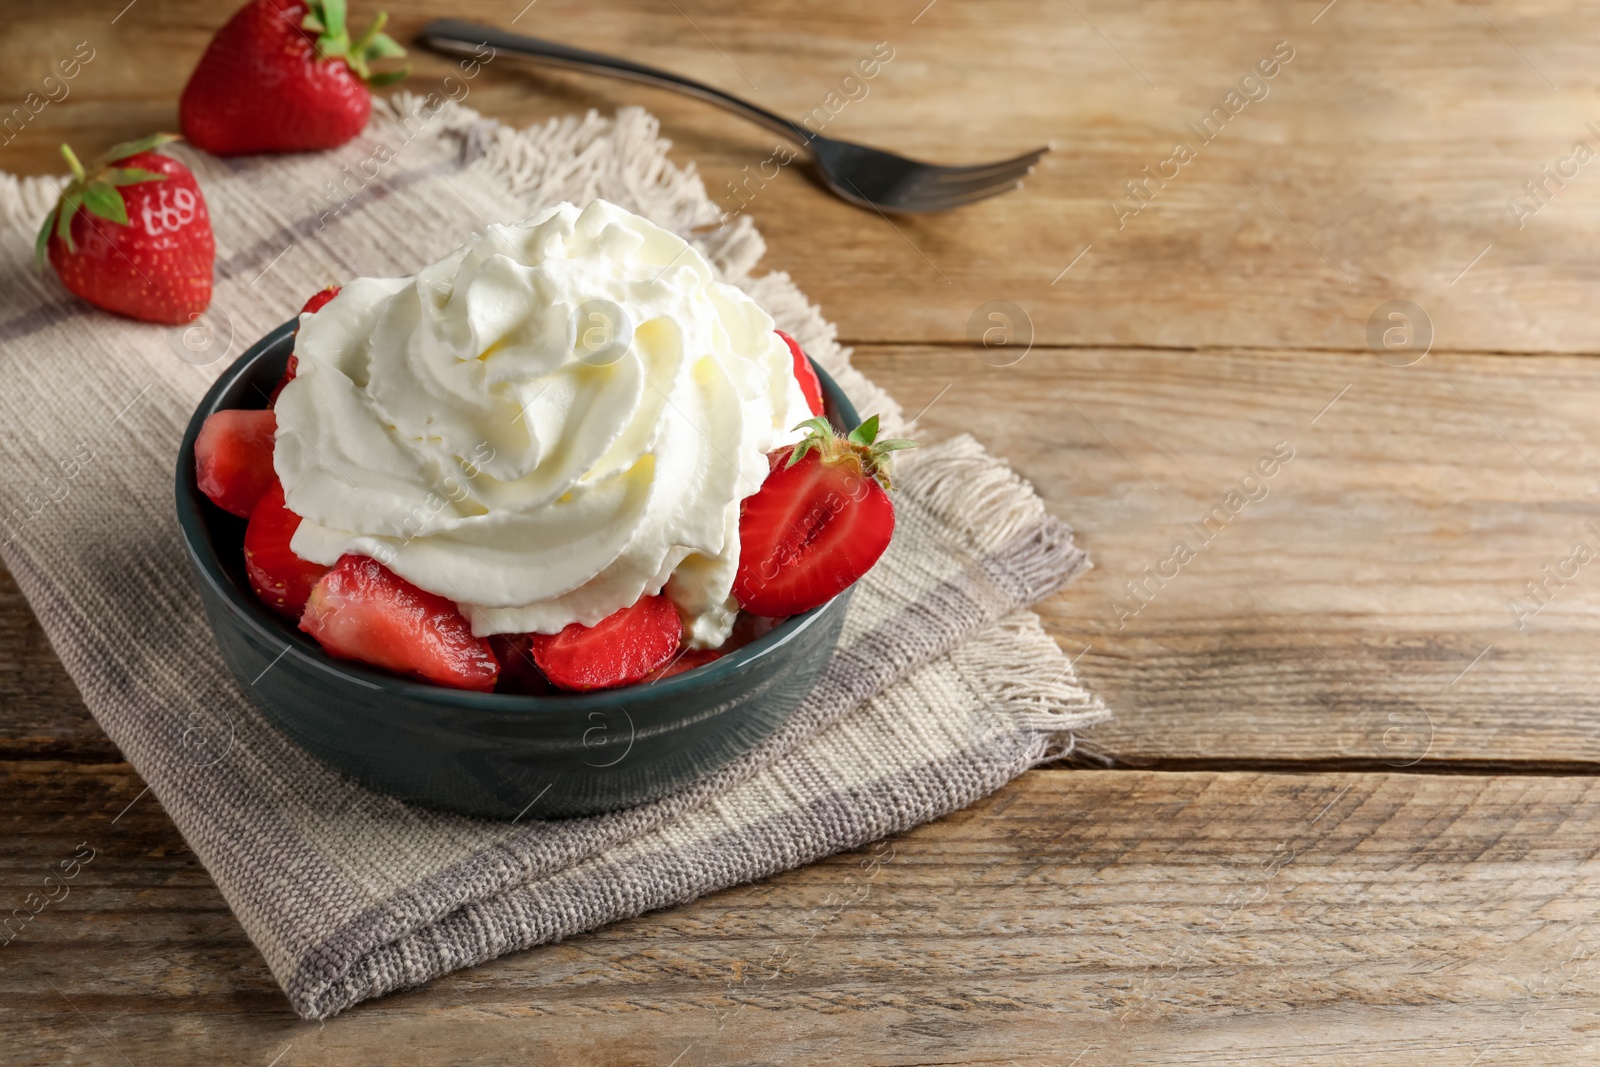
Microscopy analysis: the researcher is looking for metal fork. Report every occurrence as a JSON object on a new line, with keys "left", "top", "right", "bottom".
{"left": 418, "top": 19, "right": 1048, "bottom": 214}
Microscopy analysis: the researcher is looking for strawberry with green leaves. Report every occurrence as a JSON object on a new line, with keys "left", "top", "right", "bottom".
{"left": 37, "top": 134, "right": 214, "bottom": 325}
{"left": 733, "top": 416, "right": 916, "bottom": 616}
{"left": 180, "top": 0, "right": 408, "bottom": 156}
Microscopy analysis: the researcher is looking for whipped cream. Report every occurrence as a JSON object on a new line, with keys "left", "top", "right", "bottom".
{"left": 274, "top": 199, "right": 813, "bottom": 647}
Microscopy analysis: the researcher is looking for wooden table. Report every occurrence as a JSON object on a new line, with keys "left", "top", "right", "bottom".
{"left": 6, "top": 0, "right": 1600, "bottom": 1062}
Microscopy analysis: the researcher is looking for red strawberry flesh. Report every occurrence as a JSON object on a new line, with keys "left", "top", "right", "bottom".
{"left": 299, "top": 554, "right": 499, "bottom": 692}
{"left": 651, "top": 648, "right": 724, "bottom": 680}
{"left": 641, "top": 611, "right": 787, "bottom": 681}
{"left": 270, "top": 285, "right": 341, "bottom": 405}
{"left": 298, "top": 285, "right": 341, "bottom": 317}
{"left": 530, "top": 595, "right": 683, "bottom": 692}
{"left": 244, "top": 481, "right": 329, "bottom": 618}
{"left": 733, "top": 417, "right": 913, "bottom": 617}
{"left": 195, "top": 408, "right": 278, "bottom": 518}
{"left": 734, "top": 451, "right": 894, "bottom": 616}
{"left": 776, "top": 329, "right": 825, "bottom": 417}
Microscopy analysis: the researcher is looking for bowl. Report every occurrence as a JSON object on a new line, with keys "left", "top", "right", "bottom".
{"left": 176, "top": 319, "right": 858, "bottom": 819}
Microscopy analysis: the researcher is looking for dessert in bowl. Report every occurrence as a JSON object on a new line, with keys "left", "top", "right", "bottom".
{"left": 176, "top": 200, "right": 909, "bottom": 819}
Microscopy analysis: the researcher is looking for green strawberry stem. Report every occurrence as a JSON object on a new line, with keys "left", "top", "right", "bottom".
{"left": 102, "top": 132, "right": 180, "bottom": 163}
{"left": 302, "top": 0, "right": 410, "bottom": 85}
{"left": 60, "top": 145, "right": 87, "bottom": 182}
{"left": 35, "top": 136, "right": 177, "bottom": 265}
{"left": 786, "top": 414, "right": 918, "bottom": 491}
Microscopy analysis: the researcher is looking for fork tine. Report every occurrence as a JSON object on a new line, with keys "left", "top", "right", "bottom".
{"left": 919, "top": 147, "right": 1050, "bottom": 184}
{"left": 891, "top": 178, "right": 1028, "bottom": 213}
{"left": 891, "top": 148, "right": 1045, "bottom": 209}
{"left": 906, "top": 158, "right": 1039, "bottom": 201}
{"left": 818, "top": 140, "right": 1049, "bottom": 213}
{"left": 894, "top": 158, "right": 1039, "bottom": 211}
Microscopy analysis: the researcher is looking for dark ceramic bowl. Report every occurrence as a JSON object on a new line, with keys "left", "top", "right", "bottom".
{"left": 176, "top": 319, "right": 857, "bottom": 820}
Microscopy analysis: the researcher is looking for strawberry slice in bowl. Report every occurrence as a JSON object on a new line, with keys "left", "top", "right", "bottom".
{"left": 530, "top": 595, "right": 684, "bottom": 692}
{"left": 176, "top": 314, "right": 868, "bottom": 818}
{"left": 300, "top": 555, "right": 500, "bottom": 693}
{"left": 268, "top": 285, "right": 341, "bottom": 406}
{"left": 776, "top": 330, "right": 825, "bottom": 417}
{"left": 243, "top": 481, "right": 329, "bottom": 619}
{"left": 195, "top": 408, "right": 278, "bottom": 518}
{"left": 734, "top": 415, "right": 916, "bottom": 617}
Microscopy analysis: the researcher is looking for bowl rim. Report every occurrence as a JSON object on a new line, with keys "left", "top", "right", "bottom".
{"left": 174, "top": 318, "right": 862, "bottom": 711}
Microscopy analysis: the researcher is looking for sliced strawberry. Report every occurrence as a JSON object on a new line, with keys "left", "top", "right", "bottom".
{"left": 651, "top": 648, "right": 724, "bottom": 680}
{"left": 488, "top": 633, "right": 556, "bottom": 696}
{"left": 729, "top": 612, "right": 788, "bottom": 647}
{"left": 269, "top": 285, "right": 341, "bottom": 405}
{"left": 776, "top": 329, "right": 825, "bottom": 417}
{"left": 530, "top": 595, "right": 684, "bottom": 692}
{"left": 299, "top": 285, "right": 341, "bottom": 317}
{"left": 645, "top": 611, "right": 788, "bottom": 680}
{"left": 195, "top": 408, "right": 278, "bottom": 518}
{"left": 244, "top": 481, "right": 329, "bottom": 618}
{"left": 267, "top": 356, "right": 299, "bottom": 408}
{"left": 300, "top": 554, "right": 499, "bottom": 692}
{"left": 733, "top": 416, "right": 915, "bottom": 616}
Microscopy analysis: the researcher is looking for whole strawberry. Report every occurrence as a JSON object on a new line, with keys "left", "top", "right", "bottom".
{"left": 179, "top": 0, "right": 408, "bottom": 156}
{"left": 37, "top": 134, "right": 215, "bottom": 325}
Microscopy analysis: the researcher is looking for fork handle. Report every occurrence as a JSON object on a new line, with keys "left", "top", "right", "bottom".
{"left": 418, "top": 20, "right": 814, "bottom": 148}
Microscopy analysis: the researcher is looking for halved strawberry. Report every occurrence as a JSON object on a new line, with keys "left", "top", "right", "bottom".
{"left": 530, "top": 595, "right": 684, "bottom": 692}
{"left": 244, "top": 481, "right": 329, "bottom": 618}
{"left": 733, "top": 416, "right": 915, "bottom": 616}
{"left": 300, "top": 554, "right": 499, "bottom": 692}
{"left": 776, "top": 329, "right": 825, "bottom": 417}
{"left": 195, "top": 408, "right": 277, "bottom": 518}
{"left": 269, "top": 285, "right": 341, "bottom": 406}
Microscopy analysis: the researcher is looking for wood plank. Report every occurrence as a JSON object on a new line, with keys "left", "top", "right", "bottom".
{"left": 5, "top": 0, "right": 1600, "bottom": 352}
{"left": 5, "top": 342, "right": 1600, "bottom": 766}
{"left": 0, "top": 565, "right": 106, "bottom": 762}
{"left": 854, "top": 343, "right": 1600, "bottom": 766}
{"left": 6, "top": 1, "right": 1598, "bottom": 1062}
{"left": 5, "top": 761, "right": 1600, "bottom": 1064}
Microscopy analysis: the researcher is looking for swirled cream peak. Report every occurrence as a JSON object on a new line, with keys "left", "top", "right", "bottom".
{"left": 275, "top": 199, "right": 813, "bottom": 646}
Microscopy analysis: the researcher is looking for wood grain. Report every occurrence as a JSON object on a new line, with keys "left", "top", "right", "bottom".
{"left": 4, "top": 0, "right": 1600, "bottom": 1058}
{"left": 853, "top": 343, "right": 1600, "bottom": 766}
{"left": 8, "top": 343, "right": 1600, "bottom": 768}
{"left": 6, "top": 762, "right": 1600, "bottom": 1065}
{"left": 5, "top": 0, "right": 1600, "bottom": 353}
{"left": 0, "top": 565, "right": 104, "bottom": 762}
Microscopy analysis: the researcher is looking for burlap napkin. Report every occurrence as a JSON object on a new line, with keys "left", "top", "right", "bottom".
{"left": 0, "top": 95, "right": 1108, "bottom": 1018}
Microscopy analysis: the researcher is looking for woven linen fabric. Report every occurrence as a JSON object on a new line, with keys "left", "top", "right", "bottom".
{"left": 0, "top": 95, "right": 1109, "bottom": 1019}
